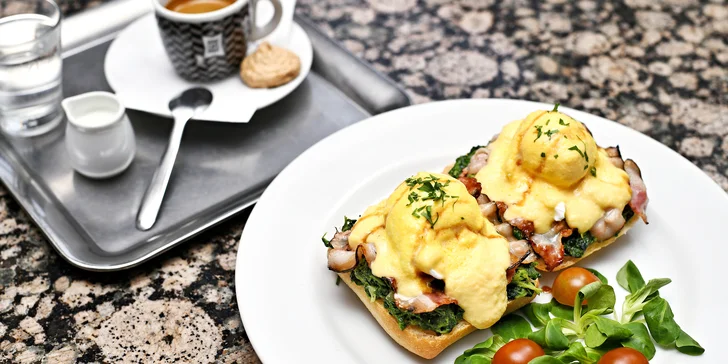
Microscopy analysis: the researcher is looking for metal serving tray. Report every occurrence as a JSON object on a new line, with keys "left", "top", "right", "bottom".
{"left": 0, "top": 11, "right": 410, "bottom": 271}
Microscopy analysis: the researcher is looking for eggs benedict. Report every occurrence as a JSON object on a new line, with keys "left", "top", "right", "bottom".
{"left": 324, "top": 172, "right": 540, "bottom": 359}
{"left": 446, "top": 105, "right": 648, "bottom": 271}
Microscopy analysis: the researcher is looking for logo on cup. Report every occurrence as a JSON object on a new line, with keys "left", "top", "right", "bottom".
{"left": 152, "top": 0, "right": 284, "bottom": 83}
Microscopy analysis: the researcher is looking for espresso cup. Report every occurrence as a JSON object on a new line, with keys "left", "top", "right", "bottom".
{"left": 153, "top": 0, "right": 283, "bottom": 82}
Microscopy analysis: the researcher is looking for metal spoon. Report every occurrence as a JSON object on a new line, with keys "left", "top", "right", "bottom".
{"left": 136, "top": 87, "right": 213, "bottom": 231}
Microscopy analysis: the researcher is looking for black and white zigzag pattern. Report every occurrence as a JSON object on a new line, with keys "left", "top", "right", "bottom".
{"left": 156, "top": 7, "right": 249, "bottom": 82}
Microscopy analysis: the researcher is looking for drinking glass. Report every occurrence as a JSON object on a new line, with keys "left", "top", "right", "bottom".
{"left": 0, "top": 0, "right": 63, "bottom": 137}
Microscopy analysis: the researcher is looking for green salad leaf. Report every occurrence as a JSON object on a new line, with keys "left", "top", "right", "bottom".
{"left": 557, "top": 342, "right": 598, "bottom": 364}
{"left": 523, "top": 302, "right": 551, "bottom": 328}
{"left": 621, "top": 322, "right": 656, "bottom": 359}
{"left": 528, "top": 356, "right": 565, "bottom": 364}
{"left": 586, "top": 268, "right": 608, "bottom": 284}
{"left": 491, "top": 314, "right": 532, "bottom": 341}
{"left": 616, "top": 260, "right": 645, "bottom": 294}
{"left": 621, "top": 278, "right": 671, "bottom": 323}
{"left": 585, "top": 284, "right": 616, "bottom": 315}
{"left": 448, "top": 146, "right": 485, "bottom": 178}
{"left": 454, "top": 335, "right": 506, "bottom": 364}
{"left": 528, "top": 320, "right": 569, "bottom": 350}
{"left": 675, "top": 330, "right": 705, "bottom": 355}
{"left": 591, "top": 316, "right": 633, "bottom": 342}
{"left": 642, "top": 297, "right": 681, "bottom": 346}
{"left": 584, "top": 323, "right": 608, "bottom": 348}
{"left": 549, "top": 299, "right": 575, "bottom": 320}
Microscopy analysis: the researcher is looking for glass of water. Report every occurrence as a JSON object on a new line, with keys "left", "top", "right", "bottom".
{"left": 0, "top": 0, "right": 62, "bottom": 137}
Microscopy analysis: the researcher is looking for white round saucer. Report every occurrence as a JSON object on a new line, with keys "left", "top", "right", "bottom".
{"left": 104, "top": 14, "right": 313, "bottom": 123}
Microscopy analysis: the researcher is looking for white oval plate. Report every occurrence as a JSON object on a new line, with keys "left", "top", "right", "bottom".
{"left": 104, "top": 14, "right": 312, "bottom": 123}
{"left": 236, "top": 99, "right": 727, "bottom": 363}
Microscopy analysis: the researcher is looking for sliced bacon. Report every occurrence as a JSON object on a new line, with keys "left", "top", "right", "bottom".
{"left": 624, "top": 159, "right": 649, "bottom": 224}
{"left": 590, "top": 208, "right": 626, "bottom": 241}
{"left": 495, "top": 201, "right": 508, "bottom": 222}
{"left": 553, "top": 220, "right": 572, "bottom": 238}
{"left": 394, "top": 292, "right": 458, "bottom": 313}
{"left": 605, "top": 146, "right": 624, "bottom": 169}
{"left": 458, "top": 176, "right": 482, "bottom": 198}
{"left": 509, "top": 218, "right": 535, "bottom": 237}
{"left": 330, "top": 230, "right": 351, "bottom": 250}
{"left": 530, "top": 225, "right": 565, "bottom": 271}
{"left": 327, "top": 249, "right": 357, "bottom": 272}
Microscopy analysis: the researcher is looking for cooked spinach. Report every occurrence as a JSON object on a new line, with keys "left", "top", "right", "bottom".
{"left": 622, "top": 204, "right": 635, "bottom": 222}
{"left": 562, "top": 230, "right": 596, "bottom": 258}
{"left": 350, "top": 259, "right": 392, "bottom": 301}
{"left": 448, "top": 145, "right": 485, "bottom": 178}
{"left": 383, "top": 295, "right": 464, "bottom": 335}
{"left": 506, "top": 263, "right": 542, "bottom": 301}
{"left": 341, "top": 216, "right": 357, "bottom": 232}
{"left": 349, "top": 258, "right": 463, "bottom": 334}
{"left": 512, "top": 226, "right": 526, "bottom": 240}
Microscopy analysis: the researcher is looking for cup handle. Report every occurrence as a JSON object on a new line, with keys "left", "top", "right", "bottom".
{"left": 248, "top": 0, "right": 283, "bottom": 41}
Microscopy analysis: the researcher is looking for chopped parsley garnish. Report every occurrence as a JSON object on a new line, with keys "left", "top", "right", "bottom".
{"left": 545, "top": 129, "right": 559, "bottom": 139}
{"left": 590, "top": 166, "right": 597, "bottom": 177}
{"left": 406, "top": 191, "right": 419, "bottom": 206}
{"left": 568, "top": 145, "right": 585, "bottom": 158}
{"left": 405, "top": 175, "right": 457, "bottom": 227}
{"left": 552, "top": 103, "right": 560, "bottom": 112}
{"left": 554, "top": 154, "right": 559, "bottom": 159}
{"left": 534, "top": 125, "right": 543, "bottom": 141}
{"left": 541, "top": 152, "right": 546, "bottom": 158}
{"left": 559, "top": 118, "right": 570, "bottom": 126}
{"left": 322, "top": 233, "right": 332, "bottom": 248}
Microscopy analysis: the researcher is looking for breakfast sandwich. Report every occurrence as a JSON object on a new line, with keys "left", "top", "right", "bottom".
{"left": 446, "top": 106, "right": 648, "bottom": 271}
{"left": 324, "top": 172, "right": 541, "bottom": 359}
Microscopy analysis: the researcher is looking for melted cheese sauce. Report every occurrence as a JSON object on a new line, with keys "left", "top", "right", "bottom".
{"left": 475, "top": 111, "right": 632, "bottom": 234}
{"left": 348, "top": 172, "right": 511, "bottom": 329}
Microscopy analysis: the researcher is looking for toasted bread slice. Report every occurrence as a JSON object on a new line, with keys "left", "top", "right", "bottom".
{"left": 535, "top": 214, "right": 640, "bottom": 271}
{"left": 338, "top": 273, "right": 537, "bottom": 359}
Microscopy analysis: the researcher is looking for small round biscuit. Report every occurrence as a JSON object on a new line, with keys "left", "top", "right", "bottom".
{"left": 240, "top": 42, "right": 301, "bottom": 88}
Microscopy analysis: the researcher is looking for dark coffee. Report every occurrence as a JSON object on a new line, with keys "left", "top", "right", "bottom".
{"left": 165, "top": 0, "right": 235, "bottom": 14}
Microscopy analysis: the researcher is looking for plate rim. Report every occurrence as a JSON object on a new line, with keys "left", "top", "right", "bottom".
{"left": 235, "top": 98, "right": 728, "bottom": 363}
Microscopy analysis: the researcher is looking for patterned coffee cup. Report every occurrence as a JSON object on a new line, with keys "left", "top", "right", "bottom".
{"left": 153, "top": 0, "right": 282, "bottom": 82}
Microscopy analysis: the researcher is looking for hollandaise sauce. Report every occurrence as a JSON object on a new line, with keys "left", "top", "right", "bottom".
{"left": 348, "top": 172, "right": 511, "bottom": 329}
{"left": 475, "top": 110, "right": 632, "bottom": 234}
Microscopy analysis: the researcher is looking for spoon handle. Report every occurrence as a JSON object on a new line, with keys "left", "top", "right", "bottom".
{"left": 136, "top": 108, "right": 193, "bottom": 231}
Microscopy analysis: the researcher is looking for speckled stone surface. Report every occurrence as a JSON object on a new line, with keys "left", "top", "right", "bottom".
{"left": 1, "top": 0, "right": 728, "bottom": 362}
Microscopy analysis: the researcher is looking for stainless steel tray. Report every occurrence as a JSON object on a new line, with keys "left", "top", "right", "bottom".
{"left": 0, "top": 13, "right": 410, "bottom": 271}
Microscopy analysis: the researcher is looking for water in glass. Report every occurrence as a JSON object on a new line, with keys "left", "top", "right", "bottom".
{"left": 0, "top": 1, "right": 62, "bottom": 137}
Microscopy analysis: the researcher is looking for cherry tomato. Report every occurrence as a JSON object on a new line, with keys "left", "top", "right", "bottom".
{"left": 597, "top": 347, "right": 649, "bottom": 364}
{"left": 552, "top": 267, "right": 600, "bottom": 306}
{"left": 492, "top": 338, "right": 545, "bottom": 364}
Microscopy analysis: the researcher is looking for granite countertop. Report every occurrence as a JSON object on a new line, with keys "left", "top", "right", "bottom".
{"left": 1, "top": 0, "right": 727, "bottom": 362}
